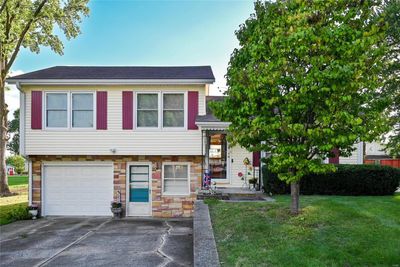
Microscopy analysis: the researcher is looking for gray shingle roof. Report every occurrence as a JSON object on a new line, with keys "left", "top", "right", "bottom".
{"left": 7, "top": 66, "right": 215, "bottom": 81}
{"left": 196, "top": 95, "right": 225, "bottom": 122}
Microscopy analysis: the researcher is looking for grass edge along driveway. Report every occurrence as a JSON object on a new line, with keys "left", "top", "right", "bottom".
{"left": 207, "top": 194, "right": 400, "bottom": 267}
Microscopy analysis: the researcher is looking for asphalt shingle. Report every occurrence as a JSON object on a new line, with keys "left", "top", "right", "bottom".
{"left": 8, "top": 66, "right": 215, "bottom": 81}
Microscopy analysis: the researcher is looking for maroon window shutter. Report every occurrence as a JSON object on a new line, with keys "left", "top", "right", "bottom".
{"left": 329, "top": 148, "right": 340, "bottom": 164}
{"left": 188, "top": 91, "right": 199, "bottom": 130}
{"left": 96, "top": 91, "right": 107, "bottom": 130}
{"left": 31, "top": 91, "right": 42, "bottom": 129}
{"left": 122, "top": 91, "right": 133, "bottom": 130}
{"left": 253, "top": 151, "right": 261, "bottom": 167}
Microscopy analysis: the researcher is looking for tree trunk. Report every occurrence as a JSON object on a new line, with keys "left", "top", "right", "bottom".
{"left": 290, "top": 181, "right": 300, "bottom": 215}
{"left": 0, "top": 61, "right": 11, "bottom": 196}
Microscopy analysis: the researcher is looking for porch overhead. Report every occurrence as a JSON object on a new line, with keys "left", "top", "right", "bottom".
{"left": 195, "top": 95, "right": 230, "bottom": 130}
{"left": 195, "top": 118, "right": 230, "bottom": 130}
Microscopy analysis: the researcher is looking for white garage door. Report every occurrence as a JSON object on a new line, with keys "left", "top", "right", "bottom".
{"left": 43, "top": 163, "right": 113, "bottom": 216}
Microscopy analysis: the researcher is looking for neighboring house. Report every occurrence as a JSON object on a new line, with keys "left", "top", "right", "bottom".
{"left": 364, "top": 141, "right": 391, "bottom": 161}
{"left": 7, "top": 66, "right": 259, "bottom": 218}
{"left": 6, "top": 165, "right": 15, "bottom": 176}
{"left": 327, "top": 141, "right": 392, "bottom": 165}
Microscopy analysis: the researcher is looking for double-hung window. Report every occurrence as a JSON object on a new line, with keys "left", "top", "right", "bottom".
{"left": 162, "top": 163, "right": 190, "bottom": 195}
{"left": 72, "top": 93, "right": 94, "bottom": 128}
{"left": 136, "top": 92, "right": 185, "bottom": 129}
{"left": 46, "top": 93, "right": 68, "bottom": 128}
{"left": 163, "top": 93, "right": 184, "bottom": 128}
{"left": 45, "top": 92, "right": 94, "bottom": 129}
{"left": 137, "top": 93, "right": 159, "bottom": 128}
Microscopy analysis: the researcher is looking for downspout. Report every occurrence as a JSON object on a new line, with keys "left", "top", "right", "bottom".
{"left": 357, "top": 141, "right": 364, "bottom": 164}
{"left": 16, "top": 82, "right": 31, "bottom": 204}
{"left": 201, "top": 129, "right": 204, "bottom": 189}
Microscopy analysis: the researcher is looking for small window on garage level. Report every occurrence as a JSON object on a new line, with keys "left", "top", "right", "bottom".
{"left": 162, "top": 163, "right": 190, "bottom": 195}
{"left": 46, "top": 93, "right": 68, "bottom": 128}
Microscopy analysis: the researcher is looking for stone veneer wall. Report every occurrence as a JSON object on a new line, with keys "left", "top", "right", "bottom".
{"left": 30, "top": 155, "right": 202, "bottom": 218}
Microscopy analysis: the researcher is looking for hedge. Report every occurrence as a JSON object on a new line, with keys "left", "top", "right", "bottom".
{"left": 262, "top": 164, "right": 400, "bottom": 195}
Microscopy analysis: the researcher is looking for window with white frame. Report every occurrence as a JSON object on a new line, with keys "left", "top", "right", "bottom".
{"left": 137, "top": 93, "right": 159, "bottom": 128}
{"left": 46, "top": 93, "right": 68, "bottom": 128}
{"left": 136, "top": 92, "right": 185, "bottom": 129}
{"left": 163, "top": 93, "right": 184, "bottom": 127}
{"left": 163, "top": 163, "right": 190, "bottom": 195}
{"left": 72, "top": 93, "right": 94, "bottom": 128}
{"left": 45, "top": 92, "right": 94, "bottom": 129}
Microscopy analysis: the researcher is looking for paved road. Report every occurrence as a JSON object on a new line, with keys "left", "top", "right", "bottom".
{"left": 0, "top": 217, "right": 193, "bottom": 267}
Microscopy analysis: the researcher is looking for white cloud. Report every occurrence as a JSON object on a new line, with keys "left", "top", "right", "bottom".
{"left": 5, "top": 70, "right": 24, "bottom": 121}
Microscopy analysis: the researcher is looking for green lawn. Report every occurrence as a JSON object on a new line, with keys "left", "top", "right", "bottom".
{"left": 207, "top": 194, "right": 400, "bottom": 267}
{"left": 0, "top": 175, "right": 29, "bottom": 225}
{"left": 8, "top": 175, "right": 28, "bottom": 186}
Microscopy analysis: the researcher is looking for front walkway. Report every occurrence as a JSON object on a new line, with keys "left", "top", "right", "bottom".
{"left": 0, "top": 217, "right": 193, "bottom": 267}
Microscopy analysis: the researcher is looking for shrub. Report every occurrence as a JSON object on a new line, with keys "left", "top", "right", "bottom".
{"left": 6, "top": 205, "right": 31, "bottom": 223}
{"left": 262, "top": 164, "right": 400, "bottom": 196}
{"left": 6, "top": 155, "right": 25, "bottom": 174}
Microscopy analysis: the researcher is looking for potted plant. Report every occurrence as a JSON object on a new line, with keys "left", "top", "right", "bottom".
{"left": 248, "top": 178, "right": 257, "bottom": 189}
{"left": 28, "top": 204, "right": 39, "bottom": 219}
{"left": 110, "top": 201, "right": 122, "bottom": 218}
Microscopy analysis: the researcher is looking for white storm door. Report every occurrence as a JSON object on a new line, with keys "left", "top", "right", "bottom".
{"left": 127, "top": 164, "right": 152, "bottom": 216}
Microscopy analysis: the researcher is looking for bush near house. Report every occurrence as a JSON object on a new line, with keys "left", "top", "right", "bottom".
{"left": 0, "top": 175, "right": 29, "bottom": 225}
{"left": 263, "top": 164, "right": 400, "bottom": 195}
{"left": 0, "top": 203, "right": 30, "bottom": 225}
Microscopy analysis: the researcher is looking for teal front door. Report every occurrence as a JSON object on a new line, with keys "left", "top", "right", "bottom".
{"left": 128, "top": 164, "right": 151, "bottom": 216}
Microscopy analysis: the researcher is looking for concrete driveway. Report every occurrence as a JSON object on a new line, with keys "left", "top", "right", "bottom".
{"left": 0, "top": 217, "right": 193, "bottom": 267}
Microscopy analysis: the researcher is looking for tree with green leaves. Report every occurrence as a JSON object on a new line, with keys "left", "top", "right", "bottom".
{"left": 212, "top": 0, "right": 390, "bottom": 214}
{"left": 0, "top": 0, "right": 89, "bottom": 195}
{"left": 7, "top": 108, "right": 19, "bottom": 155}
{"left": 382, "top": 0, "right": 400, "bottom": 158}
{"left": 6, "top": 154, "right": 24, "bottom": 174}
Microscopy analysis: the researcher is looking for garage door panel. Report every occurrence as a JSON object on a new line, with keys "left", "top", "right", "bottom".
{"left": 43, "top": 164, "right": 113, "bottom": 216}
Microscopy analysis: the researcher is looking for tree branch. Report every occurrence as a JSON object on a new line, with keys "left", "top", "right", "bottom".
{"left": 0, "top": 0, "right": 8, "bottom": 16}
{"left": 5, "top": 0, "right": 49, "bottom": 73}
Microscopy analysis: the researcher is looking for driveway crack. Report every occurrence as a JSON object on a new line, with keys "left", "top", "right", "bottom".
{"left": 156, "top": 220, "right": 174, "bottom": 267}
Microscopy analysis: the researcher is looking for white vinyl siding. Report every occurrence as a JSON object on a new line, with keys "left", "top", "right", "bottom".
{"left": 23, "top": 85, "right": 205, "bottom": 155}
{"left": 339, "top": 145, "right": 359, "bottom": 165}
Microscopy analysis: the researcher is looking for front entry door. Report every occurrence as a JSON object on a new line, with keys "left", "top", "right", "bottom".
{"left": 128, "top": 164, "right": 151, "bottom": 216}
{"left": 208, "top": 133, "right": 228, "bottom": 182}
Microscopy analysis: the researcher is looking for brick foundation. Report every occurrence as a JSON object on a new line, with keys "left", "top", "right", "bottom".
{"left": 30, "top": 155, "right": 202, "bottom": 218}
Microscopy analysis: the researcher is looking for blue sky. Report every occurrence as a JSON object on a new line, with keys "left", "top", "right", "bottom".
{"left": 7, "top": 0, "right": 255, "bottom": 122}
{"left": 11, "top": 0, "right": 255, "bottom": 93}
